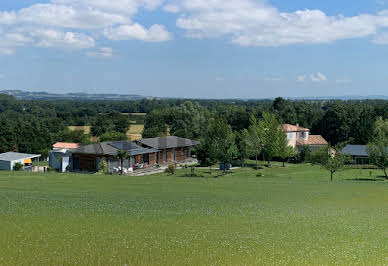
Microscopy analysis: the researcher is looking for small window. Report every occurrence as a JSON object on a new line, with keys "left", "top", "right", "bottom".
{"left": 287, "top": 133, "right": 293, "bottom": 140}
{"left": 181, "top": 148, "right": 185, "bottom": 155}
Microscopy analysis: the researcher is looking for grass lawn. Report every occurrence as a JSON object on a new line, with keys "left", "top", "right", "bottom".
{"left": 0, "top": 163, "right": 387, "bottom": 265}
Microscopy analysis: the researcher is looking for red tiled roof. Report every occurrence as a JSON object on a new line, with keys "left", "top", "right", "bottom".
{"left": 282, "top": 124, "right": 310, "bottom": 132}
{"left": 53, "top": 142, "right": 79, "bottom": 149}
{"left": 296, "top": 135, "right": 328, "bottom": 146}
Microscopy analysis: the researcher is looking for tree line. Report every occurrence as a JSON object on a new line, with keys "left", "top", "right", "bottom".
{"left": 0, "top": 94, "right": 387, "bottom": 162}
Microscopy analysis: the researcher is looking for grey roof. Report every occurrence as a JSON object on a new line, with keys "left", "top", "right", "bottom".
{"left": 0, "top": 152, "right": 41, "bottom": 162}
{"left": 128, "top": 148, "right": 160, "bottom": 156}
{"left": 137, "top": 136, "right": 200, "bottom": 149}
{"left": 341, "top": 145, "right": 368, "bottom": 157}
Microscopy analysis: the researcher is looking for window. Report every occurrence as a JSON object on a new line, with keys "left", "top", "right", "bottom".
{"left": 287, "top": 133, "right": 293, "bottom": 140}
{"left": 181, "top": 148, "right": 185, "bottom": 155}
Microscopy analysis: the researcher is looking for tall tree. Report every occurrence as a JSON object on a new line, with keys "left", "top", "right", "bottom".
{"left": 258, "top": 112, "right": 283, "bottom": 166}
{"left": 367, "top": 117, "right": 388, "bottom": 178}
{"left": 244, "top": 116, "right": 263, "bottom": 170}
{"left": 198, "top": 117, "right": 237, "bottom": 174}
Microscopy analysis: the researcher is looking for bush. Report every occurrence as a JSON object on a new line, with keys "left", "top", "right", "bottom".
{"left": 165, "top": 164, "right": 176, "bottom": 175}
{"left": 98, "top": 158, "right": 108, "bottom": 174}
{"left": 256, "top": 172, "right": 263, "bottom": 177}
{"left": 13, "top": 162, "right": 23, "bottom": 171}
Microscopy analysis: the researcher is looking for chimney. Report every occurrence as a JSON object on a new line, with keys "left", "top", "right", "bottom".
{"left": 296, "top": 123, "right": 299, "bottom": 127}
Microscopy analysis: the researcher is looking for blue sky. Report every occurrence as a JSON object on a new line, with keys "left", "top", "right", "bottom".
{"left": 0, "top": 0, "right": 388, "bottom": 98}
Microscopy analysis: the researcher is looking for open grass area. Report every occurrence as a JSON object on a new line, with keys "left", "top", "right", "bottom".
{"left": 127, "top": 124, "right": 144, "bottom": 141}
{"left": 0, "top": 164, "right": 387, "bottom": 265}
{"left": 68, "top": 126, "right": 91, "bottom": 134}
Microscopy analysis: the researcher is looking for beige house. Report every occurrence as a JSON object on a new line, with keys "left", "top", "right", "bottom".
{"left": 282, "top": 124, "right": 328, "bottom": 151}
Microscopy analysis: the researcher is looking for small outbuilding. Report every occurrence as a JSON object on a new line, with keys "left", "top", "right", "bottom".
{"left": 341, "top": 145, "right": 369, "bottom": 165}
{"left": 0, "top": 152, "right": 41, "bottom": 171}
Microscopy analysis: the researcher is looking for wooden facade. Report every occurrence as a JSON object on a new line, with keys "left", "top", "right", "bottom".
{"left": 73, "top": 146, "right": 194, "bottom": 173}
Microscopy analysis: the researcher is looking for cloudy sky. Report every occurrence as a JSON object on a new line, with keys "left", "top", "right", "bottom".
{"left": 1, "top": 0, "right": 388, "bottom": 98}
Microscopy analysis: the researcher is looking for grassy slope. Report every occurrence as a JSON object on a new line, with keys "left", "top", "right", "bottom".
{"left": 0, "top": 164, "right": 387, "bottom": 265}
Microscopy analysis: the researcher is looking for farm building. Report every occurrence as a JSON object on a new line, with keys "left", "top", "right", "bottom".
{"left": 0, "top": 152, "right": 41, "bottom": 171}
{"left": 49, "top": 142, "right": 79, "bottom": 172}
{"left": 341, "top": 145, "right": 370, "bottom": 164}
{"left": 71, "top": 136, "right": 200, "bottom": 173}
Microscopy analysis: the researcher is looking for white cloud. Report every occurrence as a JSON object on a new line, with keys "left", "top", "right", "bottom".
{"left": 0, "top": 73, "right": 5, "bottom": 79}
{"left": 310, "top": 72, "right": 328, "bottom": 82}
{"left": 31, "top": 29, "right": 95, "bottom": 49}
{"left": 215, "top": 77, "right": 224, "bottom": 81}
{"left": 104, "top": 24, "right": 172, "bottom": 42}
{"left": 166, "top": 0, "right": 388, "bottom": 46}
{"left": 297, "top": 75, "right": 306, "bottom": 82}
{"left": 86, "top": 47, "right": 113, "bottom": 58}
{"left": 0, "top": 0, "right": 170, "bottom": 55}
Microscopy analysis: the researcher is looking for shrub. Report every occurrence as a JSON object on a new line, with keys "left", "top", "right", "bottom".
{"left": 13, "top": 162, "right": 23, "bottom": 171}
{"left": 256, "top": 172, "right": 263, "bottom": 177}
{"left": 165, "top": 165, "right": 176, "bottom": 175}
{"left": 98, "top": 158, "right": 108, "bottom": 174}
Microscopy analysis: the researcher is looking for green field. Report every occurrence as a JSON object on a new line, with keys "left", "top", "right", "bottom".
{"left": 0, "top": 164, "right": 387, "bottom": 265}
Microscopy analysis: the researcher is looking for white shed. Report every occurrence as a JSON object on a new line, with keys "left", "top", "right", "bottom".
{"left": 0, "top": 152, "right": 41, "bottom": 171}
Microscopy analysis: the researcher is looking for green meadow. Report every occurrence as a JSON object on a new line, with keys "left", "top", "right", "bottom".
{"left": 0, "top": 164, "right": 387, "bottom": 265}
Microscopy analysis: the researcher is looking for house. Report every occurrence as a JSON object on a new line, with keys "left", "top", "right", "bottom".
{"left": 282, "top": 123, "right": 328, "bottom": 152}
{"left": 71, "top": 137, "right": 200, "bottom": 173}
{"left": 0, "top": 152, "right": 41, "bottom": 171}
{"left": 49, "top": 142, "right": 79, "bottom": 172}
{"left": 341, "top": 145, "right": 369, "bottom": 165}
{"left": 136, "top": 136, "right": 200, "bottom": 163}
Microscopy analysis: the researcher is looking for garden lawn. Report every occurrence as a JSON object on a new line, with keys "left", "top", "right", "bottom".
{"left": 0, "top": 164, "right": 387, "bottom": 265}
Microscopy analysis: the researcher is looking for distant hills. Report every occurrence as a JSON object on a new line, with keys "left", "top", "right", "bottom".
{"left": 0, "top": 90, "right": 150, "bottom": 101}
{"left": 0, "top": 89, "right": 387, "bottom": 101}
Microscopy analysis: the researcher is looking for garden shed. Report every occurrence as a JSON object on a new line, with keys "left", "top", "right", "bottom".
{"left": 0, "top": 152, "right": 41, "bottom": 171}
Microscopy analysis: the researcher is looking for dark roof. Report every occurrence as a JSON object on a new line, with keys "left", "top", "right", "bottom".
{"left": 108, "top": 141, "right": 142, "bottom": 150}
{"left": 73, "top": 142, "right": 118, "bottom": 155}
{"left": 137, "top": 136, "right": 200, "bottom": 149}
{"left": 73, "top": 141, "right": 159, "bottom": 156}
{"left": 341, "top": 145, "right": 368, "bottom": 157}
{"left": 0, "top": 152, "right": 41, "bottom": 161}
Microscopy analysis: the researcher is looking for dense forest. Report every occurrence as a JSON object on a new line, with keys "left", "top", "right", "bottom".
{"left": 0, "top": 93, "right": 387, "bottom": 157}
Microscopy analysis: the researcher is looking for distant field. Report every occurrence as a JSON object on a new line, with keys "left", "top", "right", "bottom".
{"left": 69, "top": 124, "right": 144, "bottom": 141}
{"left": 68, "top": 126, "right": 91, "bottom": 134}
{"left": 127, "top": 124, "right": 144, "bottom": 140}
{"left": 0, "top": 163, "right": 387, "bottom": 265}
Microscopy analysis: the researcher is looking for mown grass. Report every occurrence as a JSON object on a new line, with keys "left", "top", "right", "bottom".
{"left": 0, "top": 164, "right": 387, "bottom": 265}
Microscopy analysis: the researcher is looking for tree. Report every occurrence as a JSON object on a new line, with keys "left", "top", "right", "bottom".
{"left": 277, "top": 133, "right": 295, "bottom": 167}
{"left": 367, "top": 117, "right": 388, "bottom": 178}
{"left": 244, "top": 116, "right": 263, "bottom": 170}
{"left": 115, "top": 150, "right": 128, "bottom": 175}
{"left": 197, "top": 117, "right": 237, "bottom": 174}
{"left": 235, "top": 130, "right": 250, "bottom": 167}
{"left": 258, "top": 112, "right": 283, "bottom": 166}
{"left": 311, "top": 146, "right": 347, "bottom": 182}
{"left": 100, "top": 131, "right": 128, "bottom": 142}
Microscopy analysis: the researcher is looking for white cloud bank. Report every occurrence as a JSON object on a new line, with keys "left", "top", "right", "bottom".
{"left": 166, "top": 0, "right": 388, "bottom": 46}
{"left": 0, "top": 0, "right": 171, "bottom": 55}
{"left": 3, "top": 0, "right": 388, "bottom": 55}
{"left": 297, "top": 73, "right": 327, "bottom": 82}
